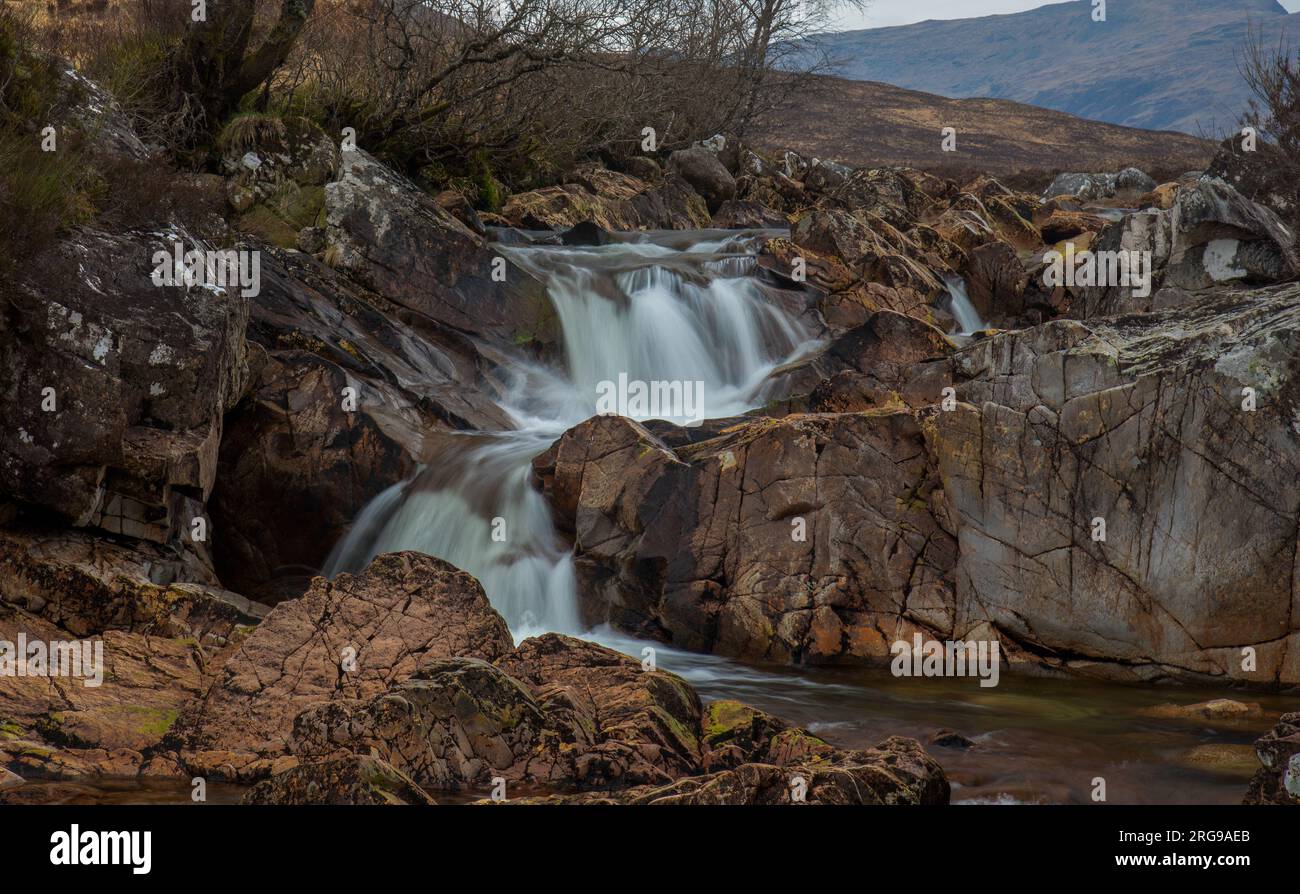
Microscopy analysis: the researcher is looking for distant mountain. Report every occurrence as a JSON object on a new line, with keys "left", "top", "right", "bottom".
{"left": 806, "top": 0, "right": 1297, "bottom": 135}
{"left": 753, "top": 74, "right": 1214, "bottom": 177}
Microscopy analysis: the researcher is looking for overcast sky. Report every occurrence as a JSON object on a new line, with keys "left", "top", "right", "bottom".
{"left": 829, "top": 0, "right": 1300, "bottom": 30}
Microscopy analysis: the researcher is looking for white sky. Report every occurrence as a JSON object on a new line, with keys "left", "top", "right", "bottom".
{"left": 829, "top": 0, "right": 1300, "bottom": 30}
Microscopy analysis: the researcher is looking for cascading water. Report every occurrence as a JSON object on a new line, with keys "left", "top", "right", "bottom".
{"left": 323, "top": 229, "right": 820, "bottom": 639}
{"left": 943, "top": 274, "right": 986, "bottom": 336}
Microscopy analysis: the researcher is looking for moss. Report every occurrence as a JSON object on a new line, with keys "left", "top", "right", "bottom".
{"left": 648, "top": 705, "right": 700, "bottom": 754}
{"left": 115, "top": 705, "right": 180, "bottom": 737}
{"left": 704, "top": 700, "right": 758, "bottom": 742}
{"left": 337, "top": 338, "right": 364, "bottom": 364}
{"left": 237, "top": 204, "right": 300, "bottom": 249}
{"left": 0, "top": 719, "right": 23, "bottom": 740}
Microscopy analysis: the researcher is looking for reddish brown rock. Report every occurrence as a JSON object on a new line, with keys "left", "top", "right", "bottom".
{"left": 172, "top": 552, "right": 514, "bottom": 780}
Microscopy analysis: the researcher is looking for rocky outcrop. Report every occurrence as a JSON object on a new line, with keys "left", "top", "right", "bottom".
{"left": 1078, "top": 178, "right": 1299, "bottom": 317}
{"left": 500, "top": 166, "right": 710, "bottom": 232}
{"left": 667, "top": 148, "right": 737, "bottom": 213}
{"left": 1243, "top": 712, "right": 1300, "bottom": 805}
{"left": 241, "top": 754, "right": 438, "bottom": 805}
{"left": 536, "top": 280, "right": 1300, "bottom": 684}
{"left": 325, "top": 148, "right": 553, "bottom": 346}
{"left": 1044, "top": 168, "right": 1157, "bottom": 202}
{"left": 244, "top": 629, "right": 948, "bottom": 804}
{"left": 0, "top": 603, "right": 211, "bottom": 780}
{"left": 935, "top": 283, "right": 1300, "bottom": 684}
{"left": 172, "top": 552, "right": 514, "bottom": 779}
{"left": 532, "top": 411, "right": 957, "bottom": 664}
{"left": 0, "top": 225, "right": 250, "bottom": 542}
{"left": 207, "top": 247, "right": 515, "bottom": 602}
{"left": 0, "top": 526, "right": 265, "bottom": 643}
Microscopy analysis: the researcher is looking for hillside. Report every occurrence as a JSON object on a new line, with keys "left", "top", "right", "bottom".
{"left": 752, "top": 74, "right": 1215, "bottom": 179}
{"left": 806, "top": 0, "right": 1297, "bottom": 135}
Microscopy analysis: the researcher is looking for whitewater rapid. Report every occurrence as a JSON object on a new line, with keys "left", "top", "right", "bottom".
{"left": 324, "top": 228, "right": 820, "bottom": 638}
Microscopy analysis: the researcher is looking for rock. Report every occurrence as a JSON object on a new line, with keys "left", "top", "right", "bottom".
{"left": 1143, "top": 699, "right": 1264, "bottom": 722}
{"left": 242, "top": 755, "right": 437, "bottom": 805}
{"left": 544, "top": 736, "right": 949, "bottom": 805}
{"left": 0, "top": 225, "right": 250, "bottom": 539}
{"left": 0, "top": 603, "right": 208, "bottom": 779}
{"left": 1079, "top": 178, "right": 1300, "bottom": 316}
{"left": 619, "top": 156, "right": 662, "bottom": 182}
{"left": 495, "top": 633, "right": 704, "bottom": 788}
{"left": 667, "top": 147, "right": 737, "bottom": 213}
{"left": 964, "top": 241, "right": 1030, "bottom": 320}
{"left": 172, "top": 552, "right": 514, "bottom": 780}
{"left": 288, "top": 656, "right": 548, "bottom": 792}
{"left": 0, "top": 525, "right": 266, "bottom": 642}
{"left": 829, "top": 167, "right": 935, "bottom": 228}
{"left": 560, "top": 220, "right": 611, "bottom": 246}
{"left": 324, "top": 148, "right": 552, "bottom": 346}
{"left": 928, "top": 729, "right": 975, "bottom": 749}
{"left": 711, "top": 199, "right": 788, "bottom": 229}
{"left": 208, "top": 248, "right": 514, "bottom": 602}
{"left": 500, "top": 172, "right": 709, "bottom": 231}
{"left": 532, "top": 412, "right": 958, "bottom": 663}
{"left": 1244, "top": 712, "right": 1300, "bottom": 805}
{"left": 295, "top": 226, "right": 326, "bottom": 254}
{"left": 810, "top": 310, "right": 954, "bottom": 410}
{"left": 803, "top": 158, "right": 853, "bottom": 193}
{"left": 1043, "top": 168, "right": 1156, "bottom": 201}
{"left": 938, "top": 283, "right": 1300, "bottom": 684}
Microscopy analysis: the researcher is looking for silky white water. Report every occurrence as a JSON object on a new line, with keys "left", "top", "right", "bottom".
{"left": 944, "top": 274, "right": 986, "bottom": 335}
{"left": 323, "top": 229, "right": 820, "bottom": 638}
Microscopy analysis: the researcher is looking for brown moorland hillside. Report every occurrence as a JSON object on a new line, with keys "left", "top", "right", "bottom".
{"left": 753, "top": 74, "right": 1216, "bottom": 184}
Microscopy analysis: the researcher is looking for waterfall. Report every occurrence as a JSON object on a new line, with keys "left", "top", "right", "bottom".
{"left": 323, "top": 229, "right": 821, "bottom": 638}
{"left": 943, "top": 274, "right": 986, "bottom": 335}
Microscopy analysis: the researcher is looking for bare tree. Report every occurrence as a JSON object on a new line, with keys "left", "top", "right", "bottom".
{"left": 171, "top": 0, "right": 319, "bottom": 141}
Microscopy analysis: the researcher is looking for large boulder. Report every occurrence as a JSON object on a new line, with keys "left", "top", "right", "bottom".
{"left": 667, "top": 147, "right": 737, "bottom": 213}
{"left": 936, "top": 283, "right": 1300, "bottom": 684}
{"left": 531, "top": 412, "right": 957, "bottom": 664}
{"left": 0, "top": 226, "right": 250, "bottom": 541}
{"left": 501, "top": 165, "right": 709, "bottom": 232}
{"left": 1078, "top": 178, "right": 1300, "bottom": 317}
{"left": 0, "top": 525, "right": 265, "bottom": 643}
{"left": 1043, "top": 168, "right": 1156, "bottom": 201}
{"left": 0, "top": 603, "right": 210, "bottom": 780}
{"left": 171, "top": 552, "right": 514, "bottom": 780}
{"left": 247, "top": 633, "right": 949, "bottom": 804}
{"left": 324, "top": 148, "right": 552, "bottom": 345}
{"left": 207, "top": 247, "right": 516, "bottom": 602}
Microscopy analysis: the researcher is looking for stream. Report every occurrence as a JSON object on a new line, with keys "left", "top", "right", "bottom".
{"left": 36, "top": 228, "right": 1277, "bottom": 805}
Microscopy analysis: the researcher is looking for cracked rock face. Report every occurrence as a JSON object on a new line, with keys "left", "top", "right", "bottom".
{"left": 940, "top": 283, "right": 1300, "bottom": 684}
{"left": 532, "top": 411, "right": 959, "bottom": 665}
{"left": 534, "top": 284, "right": 1300, "bottom": 684}
{"left": 240, "top": 630, "right": 948, "bottom": 805}
{"left": 171, "top": 551, "right": 514, "bottom": 779}
{"left": 324, "top": 148, "right": 553, "bottom": 347}
{"left": 0, "top": 226, "right": 250, "bottom": 541}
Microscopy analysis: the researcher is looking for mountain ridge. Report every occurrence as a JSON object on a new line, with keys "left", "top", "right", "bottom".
{"left": 808, "top": 0, "right": 1297, "bottom": 135}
